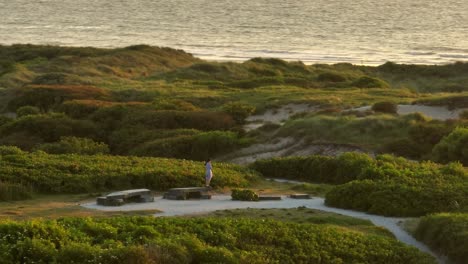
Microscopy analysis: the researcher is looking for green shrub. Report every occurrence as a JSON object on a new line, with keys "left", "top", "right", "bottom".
{"left": 0, "top": 113, "right": 99, "bottom": 149}
{"left": 222, "top": 102, "right": 256, "bottom": 124}
{"left": 0, "top": 217, "right": 437, "bottom": 264}
{"left": 459, "top": 110, "right": 468, "bottom": 119}
{"left": 432, "top": 127, "right": 468, "bottom": 165}
{"left": 0, "top": 181, "right": 33, "bottom": 201}
{"left": 0, "top": 151, "right": 258, "bottom": 193}
{"left": 130, "top": 131, "right": 246, "bottom": 160}
{"left": 352, "top": 76, "right": 389, "bottom": 88}
{"left": 231, "top": 189, "right": 259, "bottom": 201}
{"left": 0, "top": 145, "right": 24, "bottom": 155}
{"left": 372, "top": 101, "right": 397, "bottom": 114}
{"left": 324, "top": 155, "right": 468, "bottom": 216}
{"left": 35, "top": 136, "right": 110, "bottom": 155}
{"left": 0, "top": 115, "right": 12, "bottom": 127}
{"left": 317, "top": 72, "right": 347, "bottom": 82}
{"left": 251, "top": 152, "right": 373, "bottom": 185}
{"left": 414, "top": 213, "right": 468, "bottom": 264}
{"left": 16, "top": 105, "right": 40, "bottom": 117}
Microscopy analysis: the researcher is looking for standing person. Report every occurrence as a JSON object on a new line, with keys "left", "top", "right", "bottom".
{"left": 205, "top": 159, "right": 213, "bottom": 187}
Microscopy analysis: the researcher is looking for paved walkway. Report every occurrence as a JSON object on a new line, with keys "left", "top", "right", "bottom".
{"left": 83, "top": 194, "right": 445, "bottom": 263}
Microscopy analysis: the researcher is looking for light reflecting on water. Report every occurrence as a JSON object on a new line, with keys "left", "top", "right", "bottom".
{"left": 0, "top": 0, "right": 467, "bottom": 65}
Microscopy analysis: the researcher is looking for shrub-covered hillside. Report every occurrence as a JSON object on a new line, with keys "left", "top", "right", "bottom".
{"left": 252, "top": 153, "right": 468, "bottom": 216}
{"left": 0, "top": 45, "right": 467, "bottom": 163}
{"left": 0, "top": 216, "right": 436, "bottom": 264}
{"left": 0, "top": 146, "right": 258, "bottom": 201}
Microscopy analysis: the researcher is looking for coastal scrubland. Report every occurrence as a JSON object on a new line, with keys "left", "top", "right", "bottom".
{"left": 0, "top": 45, "right": 466, "bottom": 263}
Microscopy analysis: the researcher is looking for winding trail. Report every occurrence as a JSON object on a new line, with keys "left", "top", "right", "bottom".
{"left": 83, "top": 193, "right": 445, "bottom": 263}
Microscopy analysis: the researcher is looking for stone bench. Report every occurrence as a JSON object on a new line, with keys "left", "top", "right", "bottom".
{"left": 97, "top": 189, "right": 154, "bottom": 206}
{"left": 258, "top": 195, "right": 282, "bottom": 201}
{"left": 289, "top": 193, "right": 312, "bottom": 199}
{"left": 163, "top": 187, "right": 212, "bottom": 200}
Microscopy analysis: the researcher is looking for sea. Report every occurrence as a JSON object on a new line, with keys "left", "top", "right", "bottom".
{"left": 0, "top": 0, "right": 467, "bottom": 65}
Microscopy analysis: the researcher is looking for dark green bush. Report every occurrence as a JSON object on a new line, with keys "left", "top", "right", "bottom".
{"left": 317, "top": 72, "right": 347, "bottom": 82}
{"left": 414, "top": 213, "right": 468, "bottom": 264}
{"left": 352, "top": 76, "right": 389, "bottom": 88}
{"left": 432, "top": 127, "right": 468, "bottom": 165}
{"left": 222, "top": 102, "right": 256, "bottom": 124}
{"left": 460, "top": 110, "right": 468, "bottom": 119}
{"left": 0, "top": 113, "right": 99, "bottom": 149}
{"left": 0, "top": 217, "right": 436, "bottom": 264}
{"left": 0, "top": 181, "right": 33, "bottom": 201}
{"left": 129, "top": 131, "right": 246, "bottom": 160}
{"left": 0, "top": 145, "right": 24, "bottom": 155}
{"left": 16, "top": 105, "right": 40, "bottom": 117}
{"left": 231, "top": 189, "right": 259, "bottom": 201}
{"left": 35, "top": 136, "right": 110, "bottom": 155}
{"left": 0, "top": 151, "right": 258, "bottom": 193}
{"left": 372, "top": 101, "right": 397, "bottom": 114}
{"left": 251, "top": 152, "right": 374, "bottom": 184}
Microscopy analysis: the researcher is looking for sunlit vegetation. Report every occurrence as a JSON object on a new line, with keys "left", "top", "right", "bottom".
{"left": 0, "top": 147, "right": 258, "bottom": 199}
{"left": 277, "top": 113, "right": 466, "bottom": 160}
{"left": 205, "top": 208, "right": 393, "bottom": 237}
{"left": 0, "top": 44, "right": 466, "bottom": 263}
{"left": 414, "top": 213, "right": 468, "bottom": 264}
{"left": 252, "top": 153, "right": 468, "bottom": 216}
{"left": 0, "top": 216, "right": 436, "bottom": 263}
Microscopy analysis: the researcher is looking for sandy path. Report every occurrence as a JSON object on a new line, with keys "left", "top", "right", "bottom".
{"left": 83, "top": 195, "right": 445, "bottom": 263}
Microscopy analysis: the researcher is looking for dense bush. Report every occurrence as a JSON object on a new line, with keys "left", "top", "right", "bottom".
{"left": 0, "top": 181, "right": 33, "bottom": 201}
{"left": 129, "top": 131, "right": 247, "bottom": 161}
{"left": 251, "top": 152, "right": 374, "bottom": 184}
{"left": 317, "top": 72, "right": 347, "bottom": 82}
{"left": 371, "top": 101, "right": 397, "bottom": 114}
{"left": 324, "top": 155, "right": 468, "bottom": 216}
{"left": 0, "top": 145, "right": 24, "bottom": 155}
{"left": 253, "top": 153, "right": 468, "bottom": 217}
{"left": 8, "top": 85, "right": 111, "bottom": 112}
{"left": 16, "top": 105, "right": 40, "bottom": 117}
{"left": 352, "top": 76, "right": 389, "bottom": 88}
{"left": 0, "top": 113, "right": 99, "bottom": 149}
{"left": 414, "top": 213, "right": 468, "bottom": 264}
{"left": 0, "top": 151, "right": 258, "bottom": 195}
{"left": 432, "top": 127, "right": 468, "bottom": 165}
{"left": 90, "top": 105, "right": 236, "bottom": 135}
{"left": 222, "top": 102, "right": 256, "bottom": 124}
{"left": 460, "top": 110, "right": 468, "bottom": 119}
{"left": 0, "top": 217, "right": 436, "bottom": 264}
{"left": 231, "top": 189, "right": 259, "bottom": 201}
{"left": 325, "top": 180, "right": 467, "bottom": 216}
{"left": 35, "top": 136, "right": 110, "bottom": 155}
{"left": 0, "top": 115, "right": 12, "bottom": 126}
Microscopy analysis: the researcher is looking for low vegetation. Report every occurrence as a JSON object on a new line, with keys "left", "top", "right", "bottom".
{"left": 252, "top": 153, "right": 468, "bottom": 216}
{"left": 0, "top": 216, "right": 436, "bottom": 263}
{"left": 0, "top": 147, "right": 258, "bottom": 199}
{"left": 231, "top": 189, "right": 259, "bottom": 201}
{"left": 414, "top": 213, "right": 468, "bottom": 264}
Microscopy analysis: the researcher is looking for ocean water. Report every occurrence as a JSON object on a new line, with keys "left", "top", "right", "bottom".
{"left": 0, "top": 0, "right": 467, "bottom": 65}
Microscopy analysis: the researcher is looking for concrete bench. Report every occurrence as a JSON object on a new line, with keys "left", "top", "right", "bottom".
{"left": 97, "top": 189, "right": 154, "bottom": 206}
{"left": 163, "top": 187, "right": 212, "bottom": 200}
{"left": 289, "top": 194, "right": 312, "bottom": 199}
